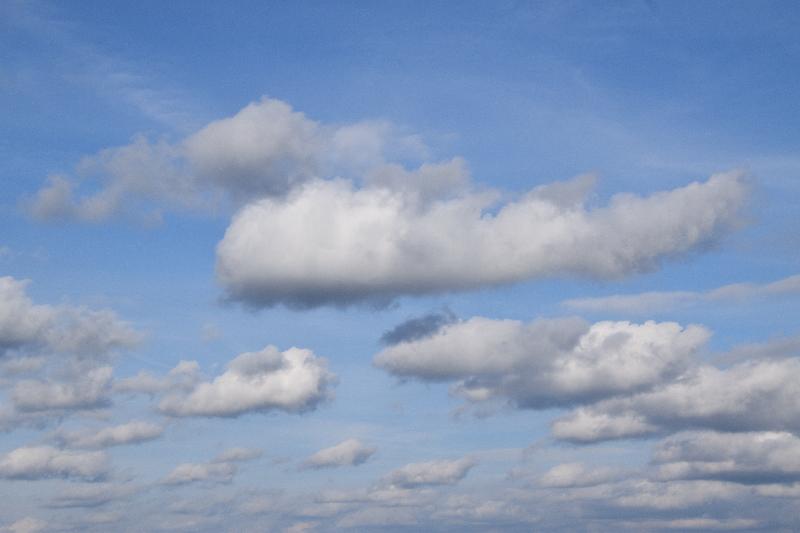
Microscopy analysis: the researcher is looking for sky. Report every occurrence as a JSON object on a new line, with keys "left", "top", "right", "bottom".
{"left": 1, "top": 1, "right": 800, "bottom": 531}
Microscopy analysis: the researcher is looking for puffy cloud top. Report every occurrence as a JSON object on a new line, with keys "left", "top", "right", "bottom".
{"left": 375, "top": 317, "right": 708, "bottom": 408}
{"left": 159, "top": 345, "right": 334, "bottom": 417}
{"left": 217, "top": 172, "right": 746, "bottom": 308}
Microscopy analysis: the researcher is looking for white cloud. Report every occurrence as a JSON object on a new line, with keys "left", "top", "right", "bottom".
{"left": 163, "top": 461, "right": 237, "bottom": 485}
{"left": 654, "top": 431, "right": 800, "bottom": 484}
{"left": 25, "top": 97, "right": 434, "bottom": 222}
{"left": 217, "top": 172, "right": 746, "bottom": 308}
{"left": 12, "top": 366, "right": 113, "bottom": 412}
{"left": 56, "top": 421, "right": 164, "bottom": 449}
{"left": 383, "top": 458, "right": 476, "bottom": 488}
{"left": 564, "top": 273, "right": 800, "bottom": 314}
{"left": 613, "top": 480, "right": 746, "bottom": 510}
{"left": 552, "top": 358, "right": 800, "bottom": 443}
{"left": 158, "top": 346, "right": 334, "bottom": 417}
{"left": 0, "top": 276, "right": 139, "bottom": 356}
{"left": 375, "top": 317, "right": 708, "bottom": 408}
{"left": 0, "top": 445, "right": 108, "bottom": 481}
{"left": 302, "top": 439, "right": 376, "bottom": 470}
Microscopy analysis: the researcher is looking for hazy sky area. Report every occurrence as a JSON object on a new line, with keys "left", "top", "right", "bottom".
{"left": 2, "top": 1, "right": 800, "bottom": 531}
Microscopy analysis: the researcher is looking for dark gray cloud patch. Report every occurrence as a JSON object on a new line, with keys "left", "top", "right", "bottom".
{"left": 380, "top": 309, "right": 458, "bottom": 346}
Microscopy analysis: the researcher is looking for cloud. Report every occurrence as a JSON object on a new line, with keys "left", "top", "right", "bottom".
{"left": 0, "top": 446, "right": 108, "bottom": 481}
{"left": 25, "top": 97, "right": 432, "bottom": 222}
{"left": 653, "top": 431, "right": 800, "bottom": 484}
{"left": 114, "top": 360, "right": 200, "bottom": 396}
{"left": 158, "top": 346, "right": 334, "bottom": 417}
{"left": 56, "top": 421, "right": 164, "bottom": 449}
{"left": 0, "top": 276, "right": 140, "bottom": 357}
{"left": 162, "top": 461, "right": 237, "bottom": 486}
{"left": 302, "top": 439, "right": 376, "bottom": 470}
{"left": 375, "top": 317, "right": 708, "bottom": 409}
{"left": 612, "top": 480, "right": 747, "bottom": 510}
{"left": 46, "top": 482, "right": 139, "bottom": 508}
{"left": 563, "top": 273, "right": 800, "bottom": 314}
{"left": 538, "top": 462, "right": 621, "bottom": 488}
{"left": 383, "top": 458, "right": 476, "bottom": 488}
{"left": 12, "top": 366, "right": 113, "bottom": 412}
{"left": 0, "top": 517, "right": 48, "bottom": 533}
{"left": 217, "top": 172, "right": 746, "bottom": 308}
{"left": 552, "top": 358, "right": 800, "bottom": 443}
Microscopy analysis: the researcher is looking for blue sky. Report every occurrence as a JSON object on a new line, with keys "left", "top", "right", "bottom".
{"left": 1, "top": 1, "right": 800, "bottom": 531}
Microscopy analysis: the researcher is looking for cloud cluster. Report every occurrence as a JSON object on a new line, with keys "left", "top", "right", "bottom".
{"left": 163, "top": 447, "right": 262, "bottom": 486}
{"left": 159, "top": 346, "right": 335, "bottom": 417}
{"left": 0, "top": 276, "right": 139, "bottom": 356}
{"left": 375, "top": 317, "right": 708, "bottom": 409}
{"left": 26, "top": 97, "right": 428, "bottom": 222}
{"left": 552, "top": 358, "right": 800, "bottom": 443}
{"left": 302, "top": 439, "right": 376, "bottom": 470}
{"left": 217, "top": 172, "right": 746, "bottom": 308}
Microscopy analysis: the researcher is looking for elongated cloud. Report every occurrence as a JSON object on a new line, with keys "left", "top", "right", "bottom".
{"left": 552, "top": 358, "right": 800, "bottom": 443}
{"left": 375, "top": 317, "right": 708, "bottom": 408}
{"left": 158, "top": 346, "right": 334, "bottom": 417}
{"left": 56, "top": 421, "right": 164, "bottom": 449}
{"left": 383, "top": 458, "right": 475, "bottom": 488}
{"left": 302, "top": 439, "right": 376, "bottom": 470}
{"left": 564, "top": 273, "right": 800, "bottom": 314}
{"left": 653, "top": 431, "right": 800, "bottom": 484}
{"left": 0, "top": 446, "right": 108, "bottom": 481}
{"left": 217, "top": 172, "right": 746, "bottom": 308}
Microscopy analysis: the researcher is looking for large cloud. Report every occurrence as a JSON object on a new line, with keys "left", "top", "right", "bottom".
{"left": 25, "top": 97, "right": 430, "bottom": 222}
{"left": 217, "top": 172, "right": 746, "bottom": 308}
{"left": 552, "top": 358, "right": 800, "bottom": 443}
{"left": 374, "top": 317, "right": 708, "bottom": 409}
{"left": 158, "top": 345, "right": 334, "bottom": 417}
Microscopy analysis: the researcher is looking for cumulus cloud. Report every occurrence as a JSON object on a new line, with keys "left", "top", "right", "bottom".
{"left": 563, "top": 273, "right": 800, "bottom": 314}
{"left": 25, "top": 97, "right": 432, "bottom": 222}
{"left": 375, "top": 317, "right": 708, "bottom": 409}
{"left": 56, "top": 421, "right": 164, "bottom": 449}
{"left": 302, "top": 439, "right": 376, "bottom": 470}
{"left": 217, "top": 172, "right": 746, "bottom": 308}
{"left": 0, "top": 276, "right": 139, "bottom": 357}
{"left": 653, "top": 431, "right": 800, "bottom": 484}
{"left": 114, "top": 360, "right": 200, "bottom": 396}
{"left": 383, "top": 458, "right": 475, "bottom": 488}
{"left": 158, "top": 345, "right": 334, "bottom": 417}
{"left": 0, "top": 446, "right": 108, "bottom": 481}
{"left": 12, "top": 366, "right": 113, "bottom": 412}
{"left": 552, "top": 358, "right": 800, "bottom": 443}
